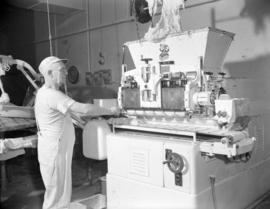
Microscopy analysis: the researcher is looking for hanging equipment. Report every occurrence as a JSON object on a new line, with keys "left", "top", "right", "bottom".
{"left": 133, "top": 0, "right": 152, "bottom": 24}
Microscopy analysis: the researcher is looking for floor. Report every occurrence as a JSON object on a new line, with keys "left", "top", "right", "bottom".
{"left": 0, "top": 147, "right": 107, "bottom": 209}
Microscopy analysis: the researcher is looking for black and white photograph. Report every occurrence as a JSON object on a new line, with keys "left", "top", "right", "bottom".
{"left": 0, "top": 0, "right": 270, "bottom": 208}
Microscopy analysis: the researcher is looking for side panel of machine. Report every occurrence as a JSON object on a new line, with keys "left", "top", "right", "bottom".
{"left": 106, "top": 133, "right": 199, "bottom": 209}
{"left": 107, "top": 133, "right": 164, "bottom": 187}
{"left": 106, "top": 131, "right": 270, "bottom": 209}
{"left": 107, "top": 174, "right": 198, "bottom": 209}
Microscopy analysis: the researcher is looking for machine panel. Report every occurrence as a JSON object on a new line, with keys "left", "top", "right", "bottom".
{"left": 161, "top": 87, "right": 185, "bottom": 110}
{"left": 163, "top": 141, "right": 192, "bottom": 193}
{"left": 107, "top": 133, "right": 164, "bottom": 187}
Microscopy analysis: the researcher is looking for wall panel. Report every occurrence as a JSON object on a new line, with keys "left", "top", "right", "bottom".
{"left": 90, "top": 30, "right": 102, "bottom": 72}
{"left": 89, "top": 0, "right": 101, "bottom": 27}
{"left": 57, "top": 33, "right": 89, "bottom": 86}
{"left": 100, "top": 0, "right": 116, "bottom": 24}
{"left": 115, "top": 0, "right": 130, "bottom": 20}
{"left": 55, "top": 10, "right": 87, "bottom": 36}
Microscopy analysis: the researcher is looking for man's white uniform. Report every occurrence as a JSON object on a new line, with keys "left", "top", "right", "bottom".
{"left": 35, "top": 86, "right": 76, "bottom": 209}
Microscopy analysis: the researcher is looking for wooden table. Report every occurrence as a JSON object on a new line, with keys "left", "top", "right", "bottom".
{"left": 0, "top": 117, "right": 36, "bottom": 192}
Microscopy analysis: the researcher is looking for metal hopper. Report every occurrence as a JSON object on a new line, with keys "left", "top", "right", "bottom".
{"left": 124, "top": 27, "right": 235, "bottom": 73}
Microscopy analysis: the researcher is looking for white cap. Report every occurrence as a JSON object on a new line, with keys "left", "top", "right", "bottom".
{"left": 38, "top": 56, "right": 67, "bottom": 75}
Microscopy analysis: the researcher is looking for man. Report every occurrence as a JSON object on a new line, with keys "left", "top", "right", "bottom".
{"left": 35, "top": 56, "right": 116, "bottom": 209}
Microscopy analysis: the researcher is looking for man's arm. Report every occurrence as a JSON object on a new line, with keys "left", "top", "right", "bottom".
{"left": 68, "top": 101, "right": 114, "bottom": 117}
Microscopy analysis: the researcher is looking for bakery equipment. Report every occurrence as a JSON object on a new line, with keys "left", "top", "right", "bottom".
{"left": 104, "top": 28, "right": 266, "bottom": 209}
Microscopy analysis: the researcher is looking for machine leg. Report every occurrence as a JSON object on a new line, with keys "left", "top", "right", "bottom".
{"left": 0, "top": 160, "right": 7, "bottom": 193}
{"left": 86, "top": 159, "right": 94, "bottom": 184}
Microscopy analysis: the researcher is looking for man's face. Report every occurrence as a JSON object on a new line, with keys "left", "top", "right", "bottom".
{"left": 51, "top": 62, "right": 67, "bottom": 87}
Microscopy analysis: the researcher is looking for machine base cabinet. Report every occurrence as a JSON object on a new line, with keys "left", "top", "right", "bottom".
{"left": 106, "top": 132, "right": 270, "bottom": 209}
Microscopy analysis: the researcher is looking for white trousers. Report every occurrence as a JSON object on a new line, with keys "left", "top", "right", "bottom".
{"left": 40, "top": 139, "right": 74, "bottom": 209}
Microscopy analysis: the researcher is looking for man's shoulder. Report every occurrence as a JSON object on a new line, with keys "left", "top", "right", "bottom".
{"left": 36, "top": 86, "right": 74, "bottom": 105}
{"left": 38, "top": 86, "right": 63, "bottom": 96}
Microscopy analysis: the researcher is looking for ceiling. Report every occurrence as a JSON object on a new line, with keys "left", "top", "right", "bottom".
{"left": 4, "top": 0, "right": 84, "bottom": 14}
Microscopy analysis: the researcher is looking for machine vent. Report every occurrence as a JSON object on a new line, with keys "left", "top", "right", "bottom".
{"left": 129, "top": 149, "right": 149, "bottom": 177}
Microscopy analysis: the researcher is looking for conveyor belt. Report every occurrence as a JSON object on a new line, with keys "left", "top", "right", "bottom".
{"left": 0, "top": 117, "right": 36, "bottom": 133}
{"left": 113, "top": 121, "right": 243, "bottom": 139}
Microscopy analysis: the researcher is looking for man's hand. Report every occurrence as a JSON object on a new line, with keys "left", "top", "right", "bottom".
{"left": 109, "top": 106, "right": 121, "bottom": 115}
{"left": 0, "top": 93, "right": 10, "bottom": 104}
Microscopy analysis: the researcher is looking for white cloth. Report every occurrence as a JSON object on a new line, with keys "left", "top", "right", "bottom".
{"left": 35, "top": 86, "right": 76, "bottom": 209}
{"left": 1, "top": 137, "right": 35, "bottom": 151}
{"left": 145, "top": 0, "right": 185, "bottom": 41}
